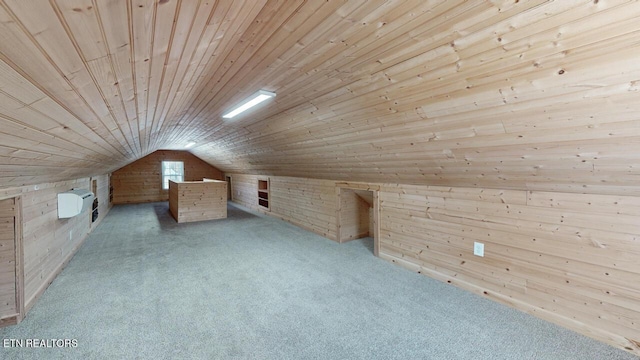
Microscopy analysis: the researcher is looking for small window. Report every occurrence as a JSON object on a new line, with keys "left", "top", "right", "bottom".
{"left": 162, "top": 161, "right": 184, "bottom": 189}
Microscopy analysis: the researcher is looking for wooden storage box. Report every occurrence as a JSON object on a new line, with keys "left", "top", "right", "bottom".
{"left": 168, "top": 179, "right": 227, "bottom": 223}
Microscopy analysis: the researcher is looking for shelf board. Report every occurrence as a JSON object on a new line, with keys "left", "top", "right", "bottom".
{"left": 258, "top": 198, "right": 269, "bottom": 209}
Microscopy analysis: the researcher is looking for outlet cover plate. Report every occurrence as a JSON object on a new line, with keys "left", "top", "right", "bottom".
{"left": 473, "top": 242, "right": 484, "bottom": 257}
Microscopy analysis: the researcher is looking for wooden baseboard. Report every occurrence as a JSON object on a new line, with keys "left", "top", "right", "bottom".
{"left": 112, "top": 198, "right": 168, "bottom": 205}
{"left": 0, "top": 315, "right": 19, "bottom": 328}
{"left": 340, "top": 232, "right": 370, "bottom": 243}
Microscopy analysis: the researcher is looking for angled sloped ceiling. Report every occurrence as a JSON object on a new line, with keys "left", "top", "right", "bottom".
{"left": 0, "top": 0, "right": 638, "bottom": 195}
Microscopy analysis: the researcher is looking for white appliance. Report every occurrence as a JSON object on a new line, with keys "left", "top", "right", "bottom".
{"left": 58, "top": 189, "right": 95, "bottom": 219}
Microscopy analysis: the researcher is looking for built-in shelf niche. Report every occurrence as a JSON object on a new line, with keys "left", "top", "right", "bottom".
{"left": 258, "top": 178, "right": 270, "bottom": 210}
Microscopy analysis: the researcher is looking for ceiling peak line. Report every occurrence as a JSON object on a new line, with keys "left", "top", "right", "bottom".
{"left": 92, "top": 0, "right": 147, "bottom": 156}
{"left": 166, "top": 1, "right": 305, "bottom": 141}
{"left": 140, "top": 0, "right": 162, "bottom": 153}
{"left": 147, "top": 0, "right": 223, "bottom": 151}
{"left": 165, "top": 3, "right": 342, "bottom": 148}
{"left": 150, "top": 0, "right": 267, "bottom": 149}
{"left": 146, "top": 0, "right": 184, "bottom": 151}
{"left": 152, "top": 1, "right": 232, "bottom": 146}
{"left": 148, "top": 0, "right": 224, "bottom": 150}
{"left": 126, "top": 0, "right": 144, "bottom": 155}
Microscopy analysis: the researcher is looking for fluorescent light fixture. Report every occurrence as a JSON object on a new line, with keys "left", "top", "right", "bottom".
{"left": 222, "top": 90, "right": 276, "bottom": 119}
{"left": 184, "top": 141, "right": 196, "bottom": 148}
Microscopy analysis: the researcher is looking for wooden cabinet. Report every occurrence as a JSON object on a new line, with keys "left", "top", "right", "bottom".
{"left": 168, "top": 179, "right": 227, "bottom": 223}
{"left": 258, "top": 178, "right": 269, "bottom": 210}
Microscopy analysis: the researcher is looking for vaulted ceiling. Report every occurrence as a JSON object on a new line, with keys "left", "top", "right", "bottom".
{"left": 1, "top": 0, "right": 639, "bottom": 195}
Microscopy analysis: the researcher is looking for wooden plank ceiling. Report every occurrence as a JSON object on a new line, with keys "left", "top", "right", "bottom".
{"left": 0, "top": 0, "right": 639, "bottom": 195}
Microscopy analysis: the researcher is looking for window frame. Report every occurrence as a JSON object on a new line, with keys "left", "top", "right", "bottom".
{"left": 161, "top": 161, "right": 184, "bottom": 190}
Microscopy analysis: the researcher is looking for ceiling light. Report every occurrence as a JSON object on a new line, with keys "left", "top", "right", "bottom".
{"left": 222, "top": 90, "right": 276, "bottom": 119}
{"left": 184, "top": 141, "right": 196, "bottom": 148}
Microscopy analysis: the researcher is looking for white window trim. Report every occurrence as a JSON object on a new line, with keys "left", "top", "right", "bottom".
{"left": 161, "top": 161, "right": 184, "bottom": 190}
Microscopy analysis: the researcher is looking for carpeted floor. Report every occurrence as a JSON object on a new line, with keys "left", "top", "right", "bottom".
{"left": 1, "top": 202, "right": 636, "bottom": 359}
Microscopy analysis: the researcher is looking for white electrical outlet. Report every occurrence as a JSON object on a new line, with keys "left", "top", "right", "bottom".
{"left": 473, "top": 242, "right": 484, "bottom": 257}
{"left": 69, "top": 230, "right": 73, "bottom": 240}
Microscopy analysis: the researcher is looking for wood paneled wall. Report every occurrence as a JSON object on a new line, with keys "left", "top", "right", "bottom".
{"left": 0, "top": 174, "right": 111, "bottom": 314}
{"left": 230, "top": 174, "right": 640, "bottom": 356}
{"left": 230, "top": 174, "right": 337, "bottom": 240}
{"left": 111, "top": 150, "right": 223, "bottom": 204}
{"left": 168, "top": 180, "right": 227, "bottom": 223}
{"left": 0, "top": 197, "right": 17, "bottom": 322}
{"left": 376, "top": 183, "right": 640, "bottom": 355}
